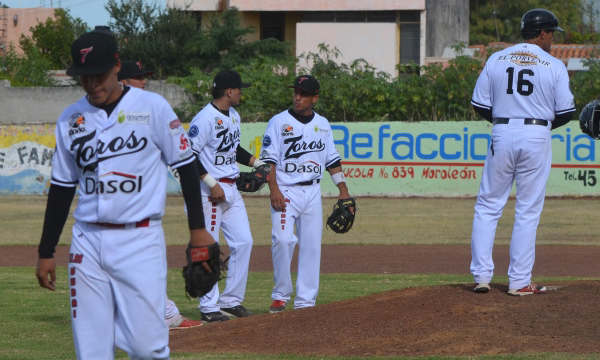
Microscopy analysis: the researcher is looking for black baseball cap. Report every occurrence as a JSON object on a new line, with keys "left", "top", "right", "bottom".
{"left": 118, "top": 60, "right": 154, "bottom": 81}
{"left": 213, "top": 70, "right": 251, "bottom": 90}
{"left": 66, "top": 31, "right": 119, "bottom": 76}
{"left": 288, "top": 75, "right": 320, "bottom": 95}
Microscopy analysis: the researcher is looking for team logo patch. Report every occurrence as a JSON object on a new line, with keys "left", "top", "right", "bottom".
{"left": 281, "top": 124, "right": 294, "bottom": 136}
{"left": 498, "top": 51, "right": 550, "bottom": 67}
{"left": 168, "top": 118, "right": 184, "bottom": 135}
{"left": 79, "top": 47, "right": 93, "bottom": 63}
{"left": 215, "top": 117, "right": 225, "bottom": 129}
{"left": 263, "top": 135, "right": 272, "bottom": 147}
{"left": 188, "top": 125, "right": 199, "bottom": 138}
{"left": 68, "top": 113, "right": 86, "bottom": 136}
{"left": 118, "top": 111, "right": 151, "bottom": 125}
{"left": 261, "top": 149, "right": 270, "bottom": 158}
{"left": 180, "top": 134, "right": 189, "bottom": 150}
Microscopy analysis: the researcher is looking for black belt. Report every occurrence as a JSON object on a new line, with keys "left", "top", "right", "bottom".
{"left": 297, "top": 179, "right": 320, "bottom": 186}
{"left": 493, "top": 118, "right": 548, "bottom": 126}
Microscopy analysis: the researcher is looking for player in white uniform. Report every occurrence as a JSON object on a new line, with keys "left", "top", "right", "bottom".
{"left": 261, "top": 75, "right": 353, "bottom": 312}
{"left": 188, "top": 70, "right": 265, "bottom": 322}
{"left": 470, "top": 9, "right": 575, "bottom": 296}
{"left": 118, "top": 60, "right": 202, "bottom": 330}
{"left": 35, "top": 31, "right": 215, "bottom": 359}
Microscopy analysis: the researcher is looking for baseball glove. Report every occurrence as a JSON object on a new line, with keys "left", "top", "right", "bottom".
{"left": 236, "top": 164, "right": 270, "bottom": 192}
{"left": 326, "top": 198, "right": 356, "bottom": 234}
{"left": 182, "top": 243, "right": 227, "bottom": 298}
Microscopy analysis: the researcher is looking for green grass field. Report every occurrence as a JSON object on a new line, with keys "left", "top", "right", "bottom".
{"left": 2, "top": 195, "right": 600, "bottom": 359}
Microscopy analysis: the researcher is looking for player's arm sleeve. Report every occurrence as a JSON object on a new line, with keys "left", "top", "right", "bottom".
{"left": 50, "top": 121, "right": 79, "bottom": 187}
{"left": 552, "top": 66, "right": 576, "bottom": 130}
{"left": 177, "top": 161, "right": 205, "bottom": 230}
{"left": 235, "top": 144, "right": 253, "bottom": 166}
{"left": 194, "top": 156, "right": 208, "bottom": 176}
{"left": 473, "top": 105, "right": 493, "bottom": 123}
{"left": 259, "top": 118, "right": 279, "bottom": 165}
{"left": 471, "top": 60, "right": 492, "bottom": 120}
{"left": 324, "top": 126, "right": 342, "bottom": 168}
{"left": 188, "top": 114, "right": 213, "bottom": 157}
{"left": 153, "top": 101, "right": 195, "bottom": 169}
{"left": 38, "top": 184, "right": 76, "bottom": 258}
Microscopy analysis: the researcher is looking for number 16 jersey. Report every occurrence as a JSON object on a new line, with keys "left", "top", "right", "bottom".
{"left": 471, "top": 43, "right": 574, "bottom": 120}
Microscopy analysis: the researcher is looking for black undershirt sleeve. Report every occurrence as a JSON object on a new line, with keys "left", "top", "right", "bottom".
{"left": 38, "top": 184, "right": 77, "bottom": 259}
{"left": 236, "top": 144, "right": 253, "bottom": 167}
{"left": 326, "top": 160, "right": 342, "bottom": 171}
{"left": 552, "top": 111, "right": 575, "bottom": 130}
{"left": 194, "top": 156, "right": 208, "bottom": 176}
{"left": 177, "top": 161, "right": 206, "bottom": 230}
{"left": 473, "top": 105, "right": 493, "bottom": 123}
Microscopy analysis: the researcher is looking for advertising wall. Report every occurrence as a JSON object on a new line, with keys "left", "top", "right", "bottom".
{"left": 2, "top": 122, "right": 598, "bottom": 196}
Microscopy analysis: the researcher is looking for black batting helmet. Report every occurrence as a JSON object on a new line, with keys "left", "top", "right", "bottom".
{"left": 521, "top": 9, "right": 564, "bottom": 33}
{"left": 580, "top": 100, "right": 600, "bottom": 139}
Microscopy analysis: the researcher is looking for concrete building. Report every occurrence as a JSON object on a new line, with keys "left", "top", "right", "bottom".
{"left": 168, "top": 0, "right": 468, "bottom": 76}
{"left": 0, "top": 7, "right": 56, "bottom": 55}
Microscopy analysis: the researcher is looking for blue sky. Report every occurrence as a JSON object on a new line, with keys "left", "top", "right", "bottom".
{"left": 2, "top": 0, "right": 165, "bottom": 29}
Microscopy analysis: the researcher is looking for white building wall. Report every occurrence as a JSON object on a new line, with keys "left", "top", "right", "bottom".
{"left": 296, "top": 23, "right": 399, "bottom": 76}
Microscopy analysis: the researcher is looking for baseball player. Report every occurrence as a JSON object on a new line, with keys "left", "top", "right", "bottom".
{"left": 188, "top": 70, "right": 265, "bottom": 322}
{"left": 118, "top": 60, "right": 202, "bottom": 330}
{"left": 35, "top": 30, "right": 215, "bottom": 359}
{"left": 260, "top": 75, "right": 353, "bottom": 312}
{"left": 118, "top": 60, "right": 153, "bottom": 90}
{"left": 470, "top": 9, "right": 575, "bottom": 296}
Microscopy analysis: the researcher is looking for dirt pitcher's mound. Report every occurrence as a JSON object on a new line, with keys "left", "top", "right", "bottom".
{"left": 171, "top": 281, "right": 600, "bottom": 357}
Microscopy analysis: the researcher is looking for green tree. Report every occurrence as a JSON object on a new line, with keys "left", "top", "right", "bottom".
{"left": 107, "top": 1, "right": 291, "bottom": 78}
{"left": 0, "top": 2, "right": 9, "bottom": 8}
{"left": 19, "top": 8, "right": 88, "bottom": 70}
{"left": 470, "top": 0, "right": 586, "bottom": 44}
{"left": 0, "top": 44, "right": 55, "bottom": 86}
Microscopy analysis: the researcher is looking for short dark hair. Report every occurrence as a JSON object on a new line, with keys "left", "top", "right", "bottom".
{"left": 212, "top": 88, "right": 226, "bottom": 100}
{"left": 521, "top": 29, "right": 543, "bottom": 40}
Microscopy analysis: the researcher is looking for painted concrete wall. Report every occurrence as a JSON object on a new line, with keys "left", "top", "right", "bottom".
{"left": 425, "top": 0, "right": 469, "bottom": 57}
{"left": 296, "top": 23, "right": 399, "bottom": 76}
{"left": 171, "top": 0, "right": 425, "bottom": 11}
{"left": 0, "top": 81, "right": 192, "bottom": 125}
{"left": 0, "top": 7, "right": 56, "bottom": 54}
{"left": 2, "top": 122, "right": 597, "bottom": 197}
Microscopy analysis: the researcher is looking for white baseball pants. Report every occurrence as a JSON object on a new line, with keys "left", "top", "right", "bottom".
{"left": 69, "top": 221, "right": 169, "bottom": 360}
{"left": 198, "top": 181, "right": 253, "bottom": 313}
{"left": 470, "top": 119, "right": 552, "bottom": 289}
{"left": 271, "top": 183, "right": 323, "bottom": 309}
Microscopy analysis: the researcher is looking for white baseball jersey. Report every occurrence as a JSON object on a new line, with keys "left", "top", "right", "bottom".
{"left": 472, "top": 43, "right": 575, "bottom": 120}
{"left": 260, "top": 110, "right": 341, "bottom": 185}
{"left": 51, "top": 87, "right": 194, "bottom": 223}
{"left": 188, "top": 103, "right": 241, "bottom": 179}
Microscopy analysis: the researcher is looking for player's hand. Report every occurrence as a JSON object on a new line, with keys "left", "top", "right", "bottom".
{"left": 210, "top": 184, "right": 225, "bottom": 203}
{"left": 338, "top": 191, "right": 355, "bottom": 215}
{"left": 270, "top": 188, "right": 287, "bottom": 212}
{"left": 189, "top": 228, "right": 217, "bottom": 273}
{"left": 36, "top": 258, "right": 57, "bottom": 291}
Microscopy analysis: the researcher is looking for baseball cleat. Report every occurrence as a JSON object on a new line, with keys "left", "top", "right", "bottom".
{"left": 473, "top": 283, "right": 491, "bottom": 293}
{"left": 269, "top": 300, "right": 287, "bottom": 313}
{"left": 220, "top": 305, "right": 254, "bottom": 318}
{"left": 169, "top": 316, "right": 203, "bottom": 330}
{"left": 508, "top": 283, "right": 547, "bottom": 296}
{"left": 200, "top": 311, "right": 230, "bottom": 323}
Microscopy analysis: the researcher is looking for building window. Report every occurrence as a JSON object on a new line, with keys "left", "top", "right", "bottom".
{"left": 261, "top": 12, "right": 285, "bottom": 41}
{"left": 400, "top": 23, "right": 420, "bottom": 65}
{"left": 303, "top": 11, "right": 397, "bottom": 23}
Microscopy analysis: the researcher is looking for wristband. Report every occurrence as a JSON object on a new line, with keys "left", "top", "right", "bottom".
{"left": 331, "top": 172, "right": 346, "bottom": 186}
{"left": 202, "top": 174, "right": 218, "bottom": 188}
{"left": 253, "top": 159, "right": 266, "bottom": 168}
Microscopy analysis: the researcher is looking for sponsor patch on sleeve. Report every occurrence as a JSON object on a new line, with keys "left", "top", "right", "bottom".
{"left": 263, "top": 135, "right": 272, "bottom": 147}
{"left": 168, "top": 118, "right": 184, "bottom": 136}
{"left": 188, "top": 125, "right": 199, "bottom": 138}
